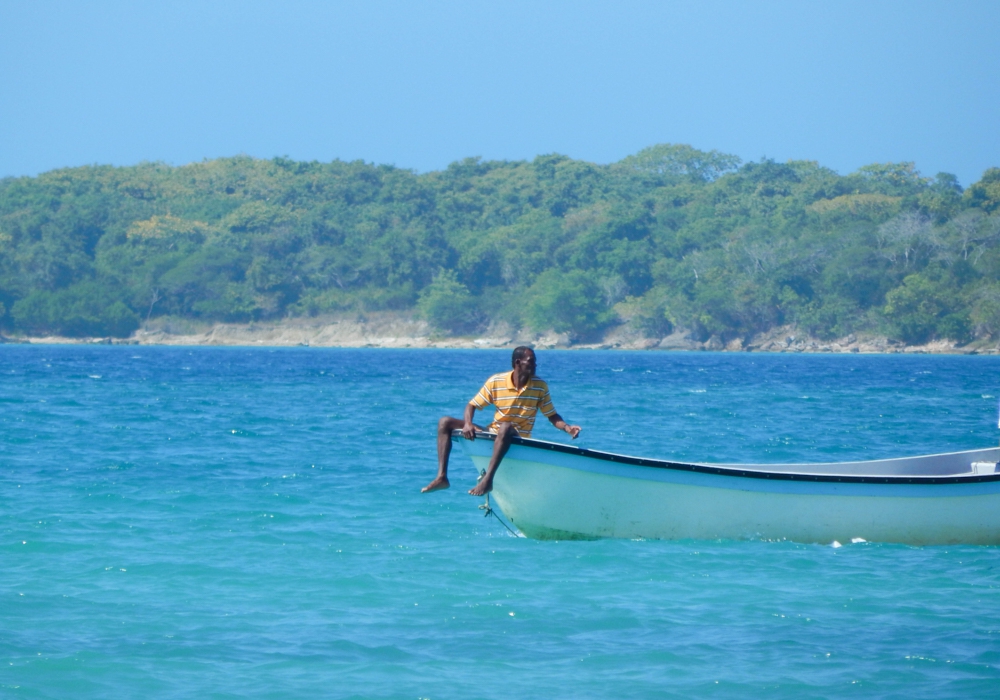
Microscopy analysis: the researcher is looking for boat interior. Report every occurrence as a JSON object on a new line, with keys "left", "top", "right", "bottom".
{"left": 709, "top": 447, "right": 1000, "bottom": 477}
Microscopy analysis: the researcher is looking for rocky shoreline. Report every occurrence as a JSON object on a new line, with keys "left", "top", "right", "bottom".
{"left": 4, "top": 312, "right": 999, "bottom": 355}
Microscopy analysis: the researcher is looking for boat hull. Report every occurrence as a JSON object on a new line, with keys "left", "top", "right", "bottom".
{"left": 457, "top": 437, "right": 1000, "bottom": 544}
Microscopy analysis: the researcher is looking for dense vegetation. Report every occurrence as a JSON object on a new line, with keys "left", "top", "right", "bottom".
{"left": 1, "top": 145, "right": 999, "bottom": 343}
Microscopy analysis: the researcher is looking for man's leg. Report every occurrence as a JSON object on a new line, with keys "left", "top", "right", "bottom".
{"left": 421, "top": 416, "right": 466, "bottom": 493}
{"left": 468, "top": 422, "right": 517, "bottom": 496}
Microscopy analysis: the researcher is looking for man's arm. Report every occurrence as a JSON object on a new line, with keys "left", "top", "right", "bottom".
{"left": 548, "top": 412, "right": 581, "bottom": 439}
{"left": 462, "top": 402, "right": 478, "bottom": 439}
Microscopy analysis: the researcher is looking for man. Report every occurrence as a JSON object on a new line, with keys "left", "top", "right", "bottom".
{"left": 421, "top": 346, "right": 581, "bottom": 496}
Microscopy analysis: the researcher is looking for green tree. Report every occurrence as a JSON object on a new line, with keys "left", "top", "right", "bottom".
{"left": 882, "top": 274, "right": 969, "bottom": 344}
{"left": 850, "top": 162, "right": 930, "bottom": 196}
{"left": 524, "top": 269, "right": 613, "bottom": 339}
{"left": 966, "top": 168, "right": 1000, "bottom": 213}
{"left": 627, "top": 288, "right": 675, "bottom": 337}
{"left": 614, "top": 143, "right": 741, "bottom": 182}
{"left": 11, "top": 280, "right": 140, "bottom": 337}
{"left": 417, "top": 270, "right": 480, "bottom": 334}
{"left": 970, "top": 284, "right": 1000, "bottom": 339}
{"left": 919, "top": 173, "right": 963, "bottom": 222}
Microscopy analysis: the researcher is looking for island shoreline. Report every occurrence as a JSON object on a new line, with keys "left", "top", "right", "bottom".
{"left": 3, "top": 312, "right": 998, "bottom": 355}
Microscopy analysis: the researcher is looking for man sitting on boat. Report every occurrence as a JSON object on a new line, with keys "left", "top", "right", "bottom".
{"left": 421, "top": 346, "right": 582, "bottom": 496}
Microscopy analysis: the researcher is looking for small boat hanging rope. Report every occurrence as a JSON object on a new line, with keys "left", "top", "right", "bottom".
{"left": 477, "top": 470, "right": 519, "bottom": 536}
{"left": 479, "top": 493, "right": 519, "bottom": 536}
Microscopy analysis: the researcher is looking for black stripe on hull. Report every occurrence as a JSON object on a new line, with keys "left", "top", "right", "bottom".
{"left": 451, "top": 429, "right": 1000, "bottom": 486}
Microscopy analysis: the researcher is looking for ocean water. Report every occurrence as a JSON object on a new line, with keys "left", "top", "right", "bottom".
{"left": 2, "top": 346, "right": 1000, "bottom": 699}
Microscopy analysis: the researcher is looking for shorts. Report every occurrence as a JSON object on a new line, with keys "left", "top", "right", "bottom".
{"left": 485, "top": 422, "right": 528, "bottom": 438}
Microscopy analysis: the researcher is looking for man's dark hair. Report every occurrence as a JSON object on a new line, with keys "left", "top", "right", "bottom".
{"left": 511, "top": 346, "right": 534, "bottom": 367}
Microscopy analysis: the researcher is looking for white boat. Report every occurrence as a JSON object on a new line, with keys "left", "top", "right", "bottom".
{"left": 454, "top": 431, "right": 1000, "bottom": 545}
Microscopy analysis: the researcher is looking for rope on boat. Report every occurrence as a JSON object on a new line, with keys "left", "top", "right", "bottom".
{"left": 479, "top": 494, "right": 519, "bottom": 537}
{"left": 477, "top": 470, "right": 520, "bottom": 537}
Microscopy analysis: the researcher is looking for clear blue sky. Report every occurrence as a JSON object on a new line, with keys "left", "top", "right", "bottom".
{"left": 1, "top": 0, "right": 998, "bottom": 186}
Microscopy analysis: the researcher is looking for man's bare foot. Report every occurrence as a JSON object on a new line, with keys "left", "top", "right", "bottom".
{"left": 468, "top": 479, "right": 493, "bottom": 496}
{"left": 421, "top": 476, "right": 450, "bottom": 493}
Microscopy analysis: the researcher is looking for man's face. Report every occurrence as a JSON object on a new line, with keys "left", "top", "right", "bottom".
{"left": 515, "top": 351, "right": 536, "bottom": 379}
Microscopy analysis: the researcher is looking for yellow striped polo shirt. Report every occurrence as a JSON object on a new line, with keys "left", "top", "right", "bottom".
{"left": 471, "top": 371, "right": 556, "bottom": 437}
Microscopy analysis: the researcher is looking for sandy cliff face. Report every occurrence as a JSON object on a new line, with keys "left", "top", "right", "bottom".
{"left": 136, "top": 313, "right": 438, "bottom": 348}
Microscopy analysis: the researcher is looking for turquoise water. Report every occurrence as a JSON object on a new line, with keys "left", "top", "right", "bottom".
{"left": 3, "top": 347, "right": 1000, "bottom": 699}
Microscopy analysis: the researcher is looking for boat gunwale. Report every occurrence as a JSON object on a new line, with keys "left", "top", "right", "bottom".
{"left": 452, "top": 430, "right": 1000, "bottom": 485}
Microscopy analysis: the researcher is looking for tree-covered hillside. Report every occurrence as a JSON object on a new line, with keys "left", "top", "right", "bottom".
{"left": 1, "top": 145, "right": 999, "bottom": 343}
